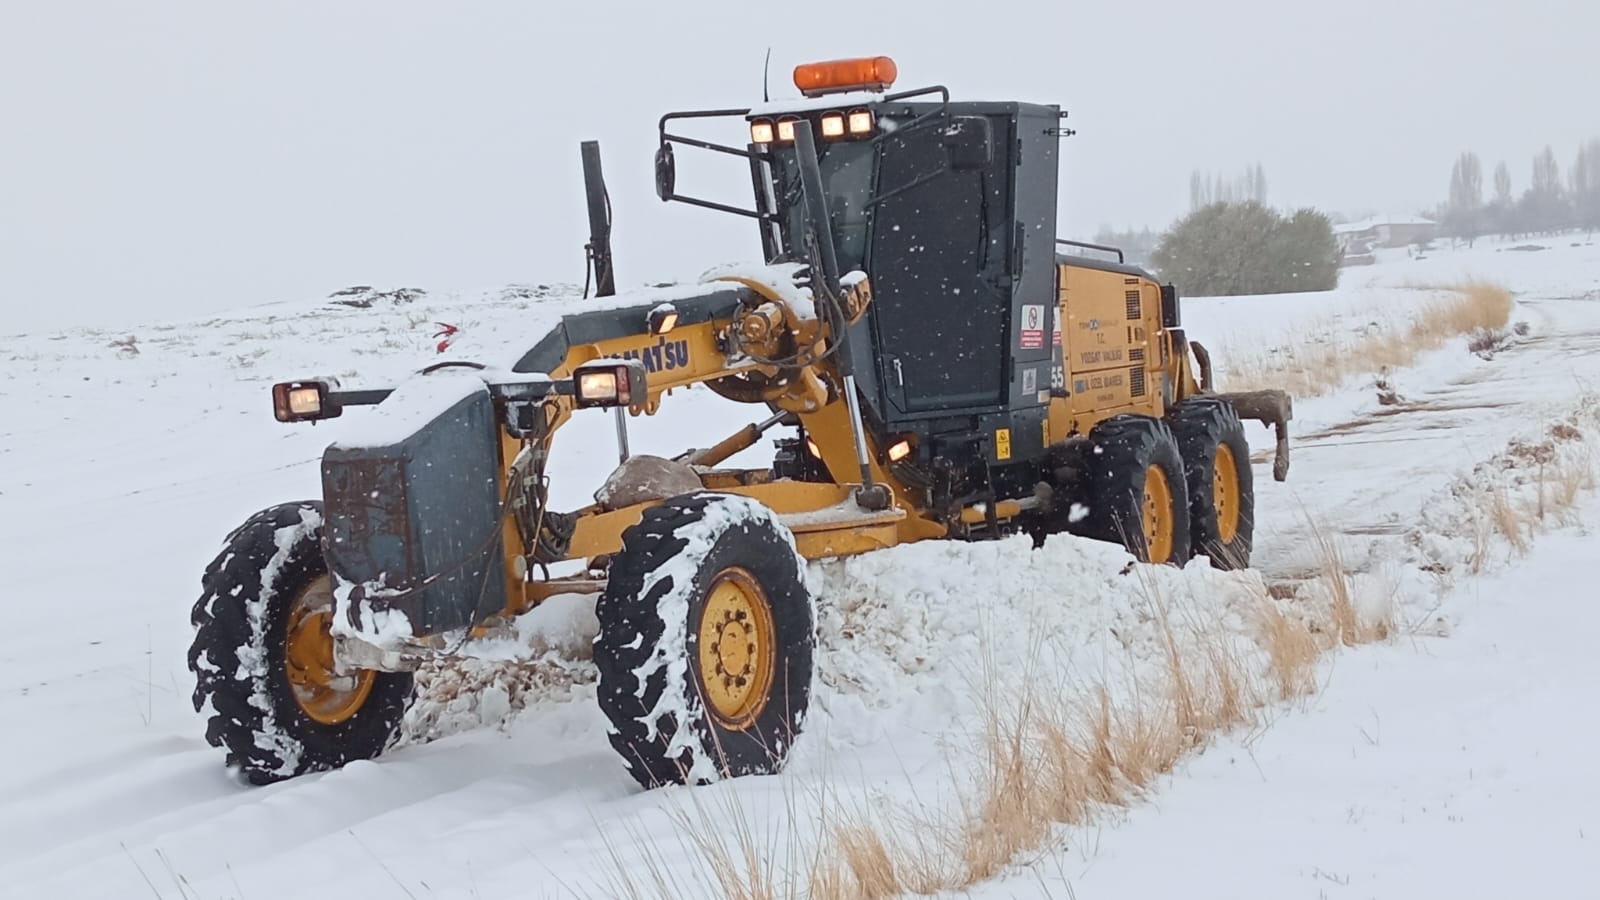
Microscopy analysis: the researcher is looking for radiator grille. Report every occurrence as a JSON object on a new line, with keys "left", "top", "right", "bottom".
{"left": 1125, "top": 290, "right": 1142, "bottom": 320}
{"left": 1129, "top": 366, "right": 1146, "bottom": 397}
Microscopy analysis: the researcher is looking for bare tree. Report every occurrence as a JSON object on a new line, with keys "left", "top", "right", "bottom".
{"left": 1445, "top": 151, "right": 1484, "bottom": 245}
{"left": 1493, "top": 161, "right": 1512, "bottom": 206}
{"left": 1522, "top": 145, "right": 1569, "bottom": 233}
{"left": 1571, "top": 139, "right": 1600, "bottom": 235}
{"left": 1188, "top": 164, "right": 1269, "bottom": 210}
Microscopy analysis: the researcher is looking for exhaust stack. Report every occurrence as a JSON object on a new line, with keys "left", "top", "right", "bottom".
{"left": 580, "top": 140, "right": 616, "bottom": 298}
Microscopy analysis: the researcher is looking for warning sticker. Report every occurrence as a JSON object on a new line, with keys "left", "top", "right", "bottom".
{"left": 1052, "top": 307, "right": 1062, "bottom": 346}
{"left": 1022, "top": 367, "right": 1038, "bottom": 394}
{"left": 995, "top": 428, "right": 1012, "bottom": 460}
{"left": 1020, "top": 304, "right": 1046, "bottom": 349}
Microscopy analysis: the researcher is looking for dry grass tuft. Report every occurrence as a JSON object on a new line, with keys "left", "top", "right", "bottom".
{"left": 1221, "top": 280, "right": 1514, "bottom": 397}
{"left": 1456, "top": 416, "right": 1598, "bottom": 574}
{"left": 961, "top": 691, "right": 1053, "bottom": 883}
{"left": 1255, "top": 599, "right": 1320, "bottom": 700}
{"left": 1490, "top": 488, "right": 1531, "bottom": 553}
{"left": 1305, "top": 519, "right": 1392, "bottom": 646}
{"left": 831, "top": 825, "right": 901, "bottom": 898}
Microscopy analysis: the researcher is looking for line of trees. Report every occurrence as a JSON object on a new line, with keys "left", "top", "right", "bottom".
{"left": 1189, "top": 164, "right": 1269, "bottom": 210}
{"left": 1088, "top": 226, "right": 1160, "bottom": 268}
{"left": 1437, "top": 140, "right": 1600, "bottom": 244}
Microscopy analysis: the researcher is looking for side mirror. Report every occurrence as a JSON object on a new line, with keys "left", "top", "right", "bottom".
{"left": 944, "top": 116, "right": 993, "bottom": 171}
{"left": 654, "top": 144, "right": 676, "bottom": 201}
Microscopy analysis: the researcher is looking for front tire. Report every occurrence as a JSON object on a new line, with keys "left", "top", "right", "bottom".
{"left": 593, "top": 493, "right": 815, "bottom": 789}
{"left": 1072, "top": 416, "right": 1192, "bottom": 565}
{"left": 188, "top": 502, "right": 413, "bottom": 785}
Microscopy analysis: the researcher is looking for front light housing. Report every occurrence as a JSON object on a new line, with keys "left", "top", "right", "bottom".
{"left": 648, "top": 303, "right": 679, "bottom": 335}
{"left": 750, "top": 119, "right": 776, "bottom": 144}
{"left": 819, "top": 113, "right": 846, "bottom": 138}
{"left": 847, "top": 109, "right": 873, "bottom": 135}
{"left": 572, "top": 359, "right": 649, "bottom": 409}
{"left": 271, "top": 380, "right": 341, "bottom": 423}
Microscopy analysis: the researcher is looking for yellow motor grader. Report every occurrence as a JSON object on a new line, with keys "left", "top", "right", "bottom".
{"left": 189, "top": 55, "right": 1291, "bottom": 788}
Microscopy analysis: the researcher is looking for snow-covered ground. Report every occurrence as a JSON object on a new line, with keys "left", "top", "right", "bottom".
{"left": 1, "top": 235, "right": 1598, "bottom": 898}
{"left": 974, "top": 516, "right": 1600, "bottom": 899}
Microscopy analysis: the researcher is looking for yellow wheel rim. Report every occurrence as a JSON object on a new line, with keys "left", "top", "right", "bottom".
{"left": 696, "top": 568, "right": 776, "bottom": 731}
{"left": 284, "top": 575, "right": 376, "bottom": 726}
{"left": 1213, "top": 442, "right": 1242, "bottom": 545}
{"left": 1142, "top": 464, "right": 1176, "bottom": 564}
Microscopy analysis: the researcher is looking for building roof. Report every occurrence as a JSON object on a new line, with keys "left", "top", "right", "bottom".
{"left": 1333, "top": 214, "right": 1437, "bottom": 234}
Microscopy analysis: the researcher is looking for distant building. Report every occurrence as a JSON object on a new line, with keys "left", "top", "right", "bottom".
{"left": 1333, "top": 215, "right": 1437, "bottom": 254}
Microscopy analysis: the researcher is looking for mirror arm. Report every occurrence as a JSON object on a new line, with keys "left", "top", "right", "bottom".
{"left": 660, "top": 131, "right": 760, "bottom": 160}
{"left": 663, "top": 194, "right": 774, "bottom": 220}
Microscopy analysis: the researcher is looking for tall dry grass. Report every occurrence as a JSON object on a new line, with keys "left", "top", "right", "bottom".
{"left": 587, "top": 451, "right": 1600, "bottom": 899}
{"left": 588, "top": 432, "right": 1600, "bottom": 900}
{"left": 1220, "top": 280, "right": 1514, "bottom": 397}
{"left": 1458, "top": 418, "right": 1600, "bottom": 573}
{"left": 597, "top": 554, "right": 1402, "bottom": 900}
{"left": 1255, "top": 598, "right": 1319, "bottom": 700}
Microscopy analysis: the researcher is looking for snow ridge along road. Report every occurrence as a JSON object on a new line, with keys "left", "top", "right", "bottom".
{"left": 1, "top": 237, "right": 1597, "bottom": 897}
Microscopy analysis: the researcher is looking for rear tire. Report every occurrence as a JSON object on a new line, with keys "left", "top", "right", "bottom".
{"left": 1168, "top": 398, "right": 1255, "bottom": 569}
{"left": 188, "top": 502, "right": 413, "bottom": 785}
{"left": 593, "top": 493, "right": 814, "bottom": 789}
{"left": 1071, "top": 416, "right": 1192, "bottom": 565}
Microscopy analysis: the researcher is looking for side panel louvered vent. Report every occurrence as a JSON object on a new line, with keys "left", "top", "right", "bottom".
{"left": 1129, "top": 366, "right": 1146, "bottom": 397}
{"left": 1125, "top": 290, "right": 1142, "bottom": 321}
{"left": 1128, "top": 348, "right": 1145, "bottom": 362}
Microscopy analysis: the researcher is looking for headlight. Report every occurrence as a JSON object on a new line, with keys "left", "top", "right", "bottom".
{"left": 819, "top": 113, "right": 845, "bottom": 138}
{"left": 577, "top": 371, "right": 619, "bottom": 404}
{"left": 750, "top": 119, "right": 776, "bottom": 144}
{"left": 271, "top": 380, "right": 341, "bottom": 422}
{"left": 648, "top": 304, "right": 679, "bottom": 335}
{"left": 572, "top": 359, "right": 649, "bottom": 409}
{"left": 776, "top": 117, "right": 799, "bottom": 142}
{"left": 847, "top": 109, "right": 873, "bottom": 135}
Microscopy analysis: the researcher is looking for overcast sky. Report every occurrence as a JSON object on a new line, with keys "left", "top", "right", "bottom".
{"left": 3, "top": 0, "right": 1595, "bottom": 333}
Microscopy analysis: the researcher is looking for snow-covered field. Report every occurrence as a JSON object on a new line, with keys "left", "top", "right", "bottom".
{"left": 2, "top": 235, "right": 1598, "bottom": 898}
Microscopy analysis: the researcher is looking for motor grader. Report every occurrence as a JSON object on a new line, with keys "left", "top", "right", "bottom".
{"left": 189, "top": 55, "right": 1292, "bottom": 788}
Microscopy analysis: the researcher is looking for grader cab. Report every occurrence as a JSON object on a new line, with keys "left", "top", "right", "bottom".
{"left": 189, "top": 56, "right": 1292, "bottom": 789}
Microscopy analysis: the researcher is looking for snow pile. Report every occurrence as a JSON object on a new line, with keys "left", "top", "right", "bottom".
{"left": 805, "top": 534, "right": 1267, "bottom": 745}
{"left": 395, "top": 527, "right": 1272, "bottom": 763}
{"left": 1408, "top": 395, "right": 1600, "bottom": 588}
{"left": 402, "top": 593, "right": 600, "bottom": 742}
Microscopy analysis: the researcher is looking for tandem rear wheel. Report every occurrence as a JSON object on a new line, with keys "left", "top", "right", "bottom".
{"left": 1065, "top": 415, "right": 1192, "bottom": 565}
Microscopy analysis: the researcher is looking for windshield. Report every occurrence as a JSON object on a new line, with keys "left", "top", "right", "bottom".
{"left": 769, "top": 140, "right": 875, "bottom": 272}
